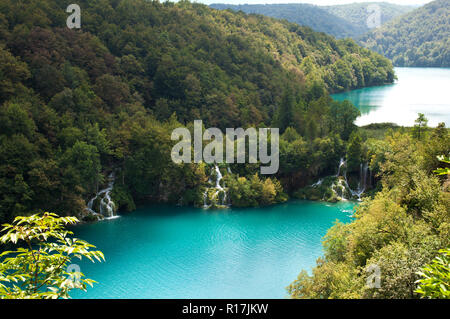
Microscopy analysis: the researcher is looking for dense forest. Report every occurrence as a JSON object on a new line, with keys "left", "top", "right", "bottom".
{"left": 210, "top": 2, "right": 414, "bottom": 39}
{"left": 360, "top": 0, "right": 450, "bottom": 67}
{"left": 322, "top": 2, "right": 415, "bottom": 32}
{"left": 209, "top": 3, "right": 365, "bottom": 39}
{"left": 289, "top": 122, "right": 450, "bottom": 298}
{"left": 0, "top": 0, "right": 395, "bottom": 223}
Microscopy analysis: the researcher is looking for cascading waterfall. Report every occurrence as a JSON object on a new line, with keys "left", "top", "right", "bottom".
{"left": 311, "top": 178, "right": 323, "bottom": 187}
{"left": 331, "top": 178, "right": 348, "bottom": 201}
{"left": 86, "top": 172, "right": 117, "bottom": 219}
{"left": 326, "top": 158, "right": 371, "bottom": 201}
{"left": 361, "top": 162, "right": 368, "bottom": 192}
{"left": 309, "top": 158, "right": 349, "bottom": 201}
{"left": 309, "top": 158, "right": 370, "bottom": 202}
{"left": 215, "top": 165, "right": 223, "bottom": 190}
{"left": 203, "top": 164, "right": 229, "bottom": 209}
{"left": 332, "top": 158, "right": 349, "bottom": 200}
{"left": 336, "top": 157, "right": 346, "bottom": 177}
{"left": 343, "top": 162, "right": 369, "bottom": 200}
{"left": 213, "top": 164, "right": 227, "bottom": 204}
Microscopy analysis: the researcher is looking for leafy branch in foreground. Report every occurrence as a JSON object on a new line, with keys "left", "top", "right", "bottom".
{"left": 415, "top": 249, "right": 450, "bottom": 299}
{"left": 433, "top": 155, "right": 450, "bottom": 176}
{"left": 0, "top": 212, "right": 104, "bottom": 299}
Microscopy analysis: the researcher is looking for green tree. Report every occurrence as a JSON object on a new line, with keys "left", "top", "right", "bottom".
{"left": 346, "top": 132, "right": 363, "bottom": 173}
{"left": 0, "top": 213, "right": 104, "bottom": 299}
{"left": 60, "top": 141, "right": 102, "bottom": 194}
{"left": 330, "top": 100, "right": 360, "bottom": 140}
{"left": 412, "top": 113, "right": 428, "bottom": 140}
{"left": 276, "top": 86, "right": 295, "bottom": 133}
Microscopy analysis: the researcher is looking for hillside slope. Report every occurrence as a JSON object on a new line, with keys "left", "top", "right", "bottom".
{"left": 323, "top": 2, "right": 415, "bottom": 31}
{"left": 209, "top": 3, "right": 365, "bottom": 39}
{"left": 360, "top": 0, "right": 450, "bottom": 67}
{"left": 210, "top": 2, "right": 414, "bottom": 39}
{"left": 0, "top": 0, "right": 393, "bottom": 222}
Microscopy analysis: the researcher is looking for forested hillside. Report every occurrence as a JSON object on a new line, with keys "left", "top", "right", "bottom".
{"left": 323, "top": 2, "right": 415, "bottom": 31}
{"left": 0, "top": 0, "right": 394, "bottom": 223}
{"left": 360, "top": 0, "right": 450, "bottom": 67}
{"left": 210, "top": 2, "right": 414, "bottom": 39}
{"left": 209, "top": 3, "right": 365, "bottom": 39}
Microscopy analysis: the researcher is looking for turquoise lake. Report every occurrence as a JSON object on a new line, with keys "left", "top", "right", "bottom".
{"left": 332, "top": 67, "right": 450, "bottom": 127}
{"left": 71, "top": 201, "right": 354, "bottom": 299}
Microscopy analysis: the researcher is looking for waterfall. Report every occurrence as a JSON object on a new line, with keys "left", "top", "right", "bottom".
{"left": 362, "top": 162, "right": 368, "bottom": 192}
{"left": 311, "top": 178, "right": 323, "bottom": 187}
{"left": 336, "top": 157, "right": 346, "bottom": 177}
{"left": 203, "top": 164, "right": 229, "bottom": 209}
{"left": 343, "top": 162, "right": 369, "bottom": 201}
{"left": 203, "top": 190, "right": 208, "bottom": 208}
{"left": 214, "top": 165, "right": 223, "bottom": 190}
{"left": 344, "top": 172, "right": 360, "bottom": 200}
{"left": 355, "top": 162, "right": 368, "bottom": 198}
{"left": 331, "top": 178, "right": 348, "bottom": 201}
{"left": 86, "top": 172, "right": 117, "bottom": 219}
{"left": 310, "top": 158, "right": 369, "bottom": 202}
{"left": 311, "top": 158, "right": 348, "bottom": 201}
{"left": 332, "top": 158, "right": 368, "bottom": 201}
{"left": 311, "top": 157, "right": 344, "bottom": 189}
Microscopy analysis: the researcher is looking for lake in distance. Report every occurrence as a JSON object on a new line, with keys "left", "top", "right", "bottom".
{"left": 70, "top": 201, "right": 354, "bottom": 299}
{"left": 332, "top": 67, "right": 450, "bottom": 127}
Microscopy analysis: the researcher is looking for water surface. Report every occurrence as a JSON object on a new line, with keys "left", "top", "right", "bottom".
{"left": 70, "top": 201, "right": 354, "bottom": 299}
{"left": 332, "top": 67, "right": 450, "bottom": 127}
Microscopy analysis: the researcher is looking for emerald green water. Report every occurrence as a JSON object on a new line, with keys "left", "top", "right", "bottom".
{"left": 71, "top": 201, "right": 354, "bottom": 299}
{"left": 332, "top": 67, "right": 450, "bottom": 127}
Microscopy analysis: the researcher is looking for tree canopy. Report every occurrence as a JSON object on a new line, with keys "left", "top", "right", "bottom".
{"left": 288, "top": 123, "right": 450, "bottom": 299}
{"left": 360, "top": 0, "right": 450, "bottom": 67}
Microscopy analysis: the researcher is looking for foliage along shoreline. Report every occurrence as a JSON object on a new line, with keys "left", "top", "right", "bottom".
{"left": 288, "top": 123, "right": 449, "bottom": 299}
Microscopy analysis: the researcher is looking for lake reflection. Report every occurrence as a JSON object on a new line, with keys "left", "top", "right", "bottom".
{"left": 332, "top": 67, "right": 450, "bottom": 127}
